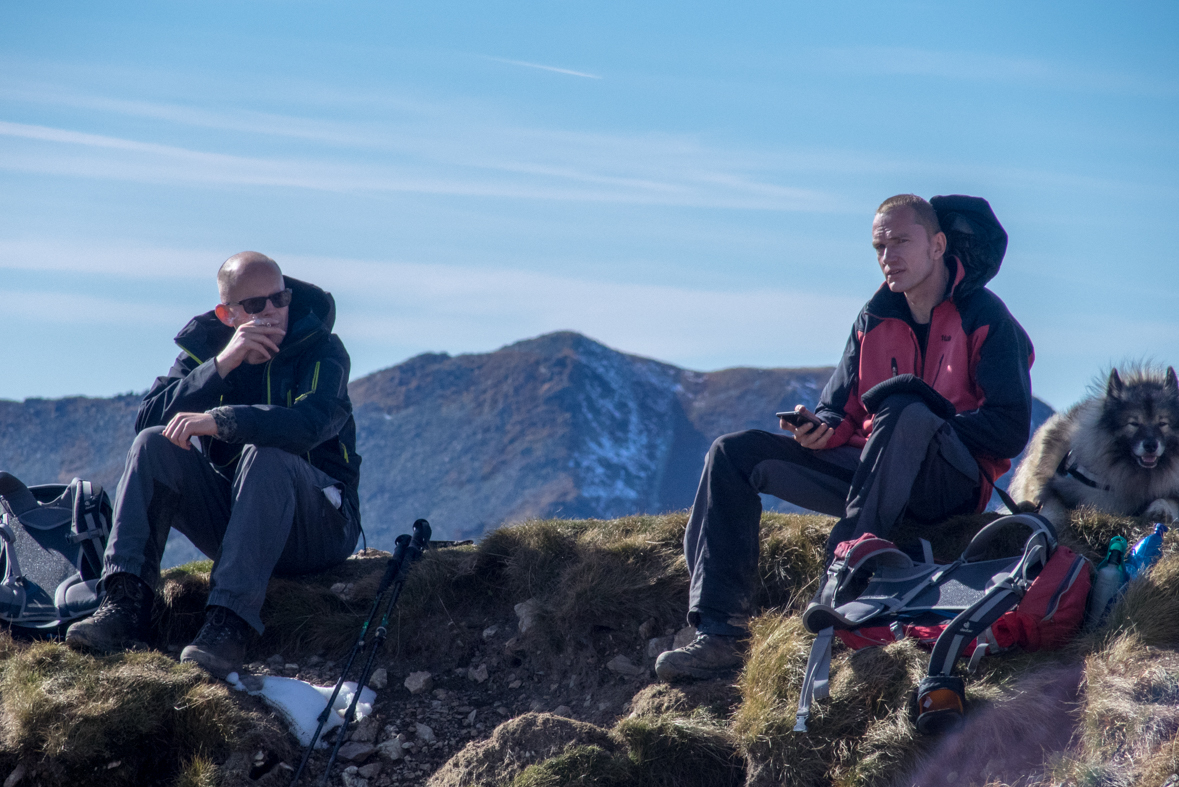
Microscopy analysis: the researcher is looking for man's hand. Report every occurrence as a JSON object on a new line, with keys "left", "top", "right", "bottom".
{"left": 215, "top": 321, "right": 286, "bottom": 377}
{"left": 162, "top": 412, "right": 219, "bottom": 449}
{"left": 779, "top": 405, "right": 833, "bottom": 450}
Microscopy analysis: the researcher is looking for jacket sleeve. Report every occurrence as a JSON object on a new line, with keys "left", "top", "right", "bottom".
{"left": 815, "top": 317, "right": 867, "bottom": 449}
{"left": 949, "top": 307, "right": 1034, "bottom": 460}
{"left": 136, "top": 353, "right": 234, "bottom": 433}
{"left": 208, "top": 336, "right": 352, "bottom": 455}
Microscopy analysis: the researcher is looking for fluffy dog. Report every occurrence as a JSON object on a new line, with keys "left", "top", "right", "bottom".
{"left": 1009, "top": 365, "right": 1179, "bottom": 526}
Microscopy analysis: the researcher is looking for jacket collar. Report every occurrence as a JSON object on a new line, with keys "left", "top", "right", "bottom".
{"left": 173, "top": 276, "right": 335, "bottom": 363}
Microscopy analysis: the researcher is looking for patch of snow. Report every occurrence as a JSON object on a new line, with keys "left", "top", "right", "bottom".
{"left": 570, "top": 341, "right": 681, "bottom": 512}
{"left": 229, "top": 673, "right": 377, "bottom": 748}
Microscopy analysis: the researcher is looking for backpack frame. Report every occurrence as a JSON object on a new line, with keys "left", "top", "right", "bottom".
{"left": 0, "top": 472, "right": 111, "bottom": 633}
{"left": 794, "top": 512, "right": 1091, "bottom": 734}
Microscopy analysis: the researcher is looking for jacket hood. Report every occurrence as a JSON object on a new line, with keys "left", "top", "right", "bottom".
{"left": 930, "top": 194, "right": 1008, "bottom": 299}
{"left": 173, "top": 276, "right": 336, "bottom": 362}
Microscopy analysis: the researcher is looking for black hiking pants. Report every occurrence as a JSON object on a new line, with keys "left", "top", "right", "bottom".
{"left": 103, "top": 426, "right": 361, "bottom": 633}
{"left": 685, "top": 393, "right": 982, "bottom": 636}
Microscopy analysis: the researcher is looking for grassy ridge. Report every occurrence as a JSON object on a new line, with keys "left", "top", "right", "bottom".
{"left": 0, "top": 509, "right": 1176, "bottom": 786}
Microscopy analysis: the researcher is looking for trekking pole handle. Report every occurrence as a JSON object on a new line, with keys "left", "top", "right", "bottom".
{"left": 411, "top": 519, "right": 431, "bottom": 553}
{"left": 377, "top": 534, "right": 412, "bottom": 595}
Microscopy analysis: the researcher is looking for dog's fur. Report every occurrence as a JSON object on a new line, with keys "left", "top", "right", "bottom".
{"left": 1009, "top": 365, "right": 1179, "bottom": 527}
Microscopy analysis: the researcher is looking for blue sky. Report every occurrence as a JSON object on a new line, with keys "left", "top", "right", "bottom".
{"left": 1, "top": 2, "right": 1176, "bottom": 410}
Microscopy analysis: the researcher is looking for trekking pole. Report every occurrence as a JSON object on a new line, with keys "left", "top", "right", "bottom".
{"left": 289, "top": 522, "right": 425, "bottom": 787}
{"left": 317, "top": 518, "right": 431, "bottom": 786}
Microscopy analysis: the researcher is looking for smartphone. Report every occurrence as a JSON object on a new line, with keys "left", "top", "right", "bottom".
{"left": 776, "top": 410, "right": 823, "bottom": 429}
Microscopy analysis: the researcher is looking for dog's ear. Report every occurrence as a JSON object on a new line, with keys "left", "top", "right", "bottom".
{"left": 1107, "top": 369, "right": 1125, "bottom": 399}
{"left": 1166, "top": 367, "right": 1178, "bottom": 392}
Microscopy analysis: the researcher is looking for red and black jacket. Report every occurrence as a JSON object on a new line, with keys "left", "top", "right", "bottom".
{"left": 816, "top": 256, "right": 1034, "bottom": 508}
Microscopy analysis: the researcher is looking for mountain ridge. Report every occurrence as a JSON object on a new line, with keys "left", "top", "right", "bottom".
{"left": 0, "top": 331, "right": 1050, "bottom": 558}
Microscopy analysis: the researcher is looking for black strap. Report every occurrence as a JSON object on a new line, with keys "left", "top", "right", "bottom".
{"left": 1055, "top": 451, "right": 1110, "bottom": 491}
{"left": 993, "top": 485, "right": 1020, "bottom": 513}
{"left": 927, "top": 580, "right": 1023, "bottom": 676}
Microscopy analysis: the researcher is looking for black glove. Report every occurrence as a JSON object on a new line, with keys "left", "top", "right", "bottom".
{"left": 861, "top": 374, "right": 955, "bottom": 419}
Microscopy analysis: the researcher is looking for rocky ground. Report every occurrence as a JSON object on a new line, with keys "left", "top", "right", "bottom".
{"left": 219, "top": 588, "right": 694, "bottom": 787}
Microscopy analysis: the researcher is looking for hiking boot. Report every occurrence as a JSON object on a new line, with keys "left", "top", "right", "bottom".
{"left": 64, "top": 572, "right": 153, "bottom": 654}
{"left": 180, "top": 605, "right": 251, "bottom": 680}
{"left": 654, "top": 633, "right": 746, "bottom": 682}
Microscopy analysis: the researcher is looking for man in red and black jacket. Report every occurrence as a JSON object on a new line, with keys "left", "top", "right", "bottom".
{"left": 656, "top": 194, "right": 1034, "bottom": 681}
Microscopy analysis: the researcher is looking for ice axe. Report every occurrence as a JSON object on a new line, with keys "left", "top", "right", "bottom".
{"left": 290, "top": 518, "right": 431, "bottom": 787}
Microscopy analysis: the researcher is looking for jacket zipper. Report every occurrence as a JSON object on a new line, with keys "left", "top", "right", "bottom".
{"left": 930, "top": 355, "right": 946, "bottom": 388}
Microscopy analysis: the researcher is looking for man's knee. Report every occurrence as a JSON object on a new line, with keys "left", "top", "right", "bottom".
{"left": 710, "top": 429, "right": 781, "bottom": 462}
{"left": 236, "top": 445, "right": 301, "bottom": 481}
{"left": 871, "top": 392, "right": 934, "bottom": 420}
{"left": 708, "top": 429, "right": 803, "bottom": 478}
{"left": 238, "top": 444, "right": 297, "bottom": 468}
{"left": 130, "top": 425, "right": 183, "bottom": 460}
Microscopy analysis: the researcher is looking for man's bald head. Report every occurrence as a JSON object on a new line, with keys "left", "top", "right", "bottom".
{"left": 218, "top": 252, "right": 283, "bottom": 304}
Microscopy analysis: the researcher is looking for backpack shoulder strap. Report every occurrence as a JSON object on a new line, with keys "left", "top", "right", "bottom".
{"left": 794, "top": 626, "right": 834, "bottom": 733}
{"left": 928, "top": 514, "right": 1056, "bottom": 676}
{"left": 962, "top": 513, "right": 1056, "bottom": 564}
{"left": 65, "top": 480, "right": 109, "bottom": 576}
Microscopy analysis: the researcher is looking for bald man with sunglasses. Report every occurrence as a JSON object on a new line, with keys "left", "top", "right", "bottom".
{"left": 67, "top": 252, "right": 362, "bottom": 679}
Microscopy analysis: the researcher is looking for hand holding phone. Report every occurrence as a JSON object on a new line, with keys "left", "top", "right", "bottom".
{"left": 776, "top": 409, "right": 823, "bottom": 429}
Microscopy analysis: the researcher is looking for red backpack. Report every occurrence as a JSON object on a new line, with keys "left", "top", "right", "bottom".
{"left": 795, "top": 513, "right": 1091, "bottom": 734}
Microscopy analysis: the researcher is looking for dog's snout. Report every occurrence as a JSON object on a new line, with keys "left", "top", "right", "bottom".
{"left": 1143, "top": 439, "right": 1160, "bottom": 454}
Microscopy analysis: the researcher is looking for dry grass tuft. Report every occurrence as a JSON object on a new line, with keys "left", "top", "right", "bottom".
{"left": 476, "top": 514, "right": 689, "bottom": 646}
{"left": 0, "top": 642, "right": 284, "bottom": 785}
{"left": 1044, "top": 635, "right": 1179, "bottom": 786}
{"left": 755, "top": 513, "right": 830, "bottom": 612}
{"left": 505, "top": 714, "right": 745, "bottom": 787}
{"left": 508, "top": 744, "right": 633, "bottom": 787}
{"left": 627, "top": 681, "right": 739, "bottom": 722}
{"left": 426, "top": 712, "right": 616, "bottom": 787}
{"left": 173, "top": 754, "right": 220, "bottom": 787}
{"left": 615, "top": 715, "right": 745, "bottom": 787}
{"left": 732, "top": 612, "right": 930, "bottom": 787}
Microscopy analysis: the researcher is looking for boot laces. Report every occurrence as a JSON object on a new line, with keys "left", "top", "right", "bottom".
{"left": 194, "top": 606, "right": 247, "bottom": 649}
{"left": 91, "top": 574, "right": 146, "bottom": 622}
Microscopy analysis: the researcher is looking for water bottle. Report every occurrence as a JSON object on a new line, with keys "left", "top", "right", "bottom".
{"left": 1085, "top": 536, "right": 1129, "bottom": 628}
{"left": 1125, "top": 523, "right": 1169, "bottom": 579}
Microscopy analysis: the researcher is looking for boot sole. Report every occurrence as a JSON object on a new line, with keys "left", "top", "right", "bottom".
{"left": 654, "top": 659, "right": 741, "bottom": 682}
{"left": 180, "top": 645, "right": 241, "bottom": 681}
{"left": 64, "top": 629, "right": 148, "bottom": 655}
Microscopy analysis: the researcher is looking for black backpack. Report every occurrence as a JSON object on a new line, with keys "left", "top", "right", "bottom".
{"left": 0, "top": 472, "right": 111, "bottom": 632}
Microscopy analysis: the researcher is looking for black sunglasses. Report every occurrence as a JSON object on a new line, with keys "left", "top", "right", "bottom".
{"left": 227, "top": 288, "right": 293, "bottom": 314}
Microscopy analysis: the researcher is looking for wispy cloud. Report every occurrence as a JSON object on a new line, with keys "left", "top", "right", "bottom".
{"left": 484, "top": 56, "right": 602, "bottom": 80}
{"left": 0, "top": 117, "right": 845, "bottom": 211}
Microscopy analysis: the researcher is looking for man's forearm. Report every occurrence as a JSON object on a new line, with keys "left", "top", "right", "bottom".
{"left": 137, "top": 358, "right": 233, "bottom": 431}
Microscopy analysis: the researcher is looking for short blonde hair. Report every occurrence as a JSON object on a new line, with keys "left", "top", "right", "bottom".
{"left": 876, "top": 194, "right": 941, "bottom": 240}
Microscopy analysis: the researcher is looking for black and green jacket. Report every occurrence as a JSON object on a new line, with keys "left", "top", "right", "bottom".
{"left": 136, "top": 277, "right": 362, "bottom": 517}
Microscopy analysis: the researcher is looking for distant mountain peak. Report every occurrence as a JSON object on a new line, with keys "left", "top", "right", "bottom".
{"left": 0, "top": 336, "right": 1054, "bottom": 556}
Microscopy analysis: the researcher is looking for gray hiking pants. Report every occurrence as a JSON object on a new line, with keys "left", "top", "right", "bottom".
{"left": 103, "top": 426, "right": 361, "bottom": 633}
{"left": 685, "top": 393, "right": 981, "bottom": 635}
